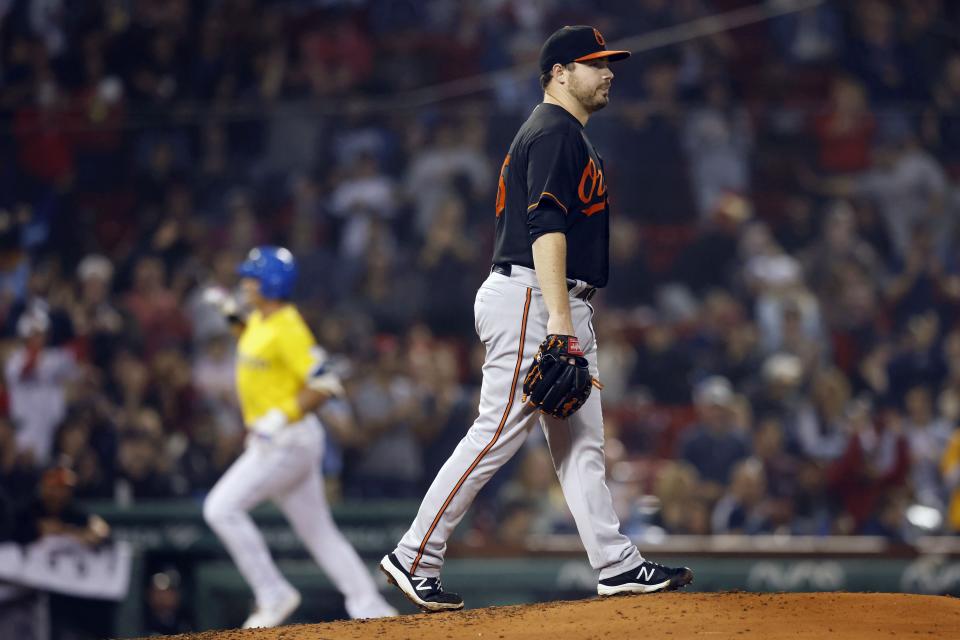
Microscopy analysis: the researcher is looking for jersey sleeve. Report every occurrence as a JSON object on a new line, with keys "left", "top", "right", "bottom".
{"left": 276, "top": 315, "right": 319, "bottom": 384}
{"left": 525, "top": 129, "right": 583, "bottom": 240}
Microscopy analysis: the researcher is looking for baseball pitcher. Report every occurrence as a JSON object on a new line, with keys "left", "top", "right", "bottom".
{"left": 380, "top": 26, "right": 694, "bottom": 612}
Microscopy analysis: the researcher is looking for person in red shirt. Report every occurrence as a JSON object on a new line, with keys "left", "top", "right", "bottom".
{"left": 811, "top": 75, "right": 877, "bottom": 175}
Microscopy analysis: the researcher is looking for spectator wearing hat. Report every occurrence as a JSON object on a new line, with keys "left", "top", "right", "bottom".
{"left": 143, "top": 568, "right": 191, "bottom": 636}
{"left": 4, "top": 302, "right": 78, "bottom": 465}
{"left": 678, "top": 376, "right": 750, "bottom": 503}
{"left": 70, "top": 254, "right": 133, "bottom": 369}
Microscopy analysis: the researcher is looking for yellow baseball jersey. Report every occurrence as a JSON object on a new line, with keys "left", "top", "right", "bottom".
{"left": 236, "top": 305, "right": 320, "bottom": 425}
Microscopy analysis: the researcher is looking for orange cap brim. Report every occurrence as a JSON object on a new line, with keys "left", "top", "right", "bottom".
{"left": 574, "top": 50, "right": 631, "bottom": 63}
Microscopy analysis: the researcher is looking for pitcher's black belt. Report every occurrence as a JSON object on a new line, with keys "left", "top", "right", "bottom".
{"left": 492, "top": 263, "right": 597, "bottom": 302}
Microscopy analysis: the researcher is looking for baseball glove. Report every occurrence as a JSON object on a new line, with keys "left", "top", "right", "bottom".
{"left": 522, "top": 334, "right": 600, "bottom": 419}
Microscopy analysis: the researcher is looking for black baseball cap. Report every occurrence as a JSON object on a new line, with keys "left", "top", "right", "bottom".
{"left": 539, "top": 26, "right": 631, "bottom": 74}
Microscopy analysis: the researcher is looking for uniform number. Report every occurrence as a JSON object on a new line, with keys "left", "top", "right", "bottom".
{"left": 495, "top": 154, "right": 511, "bottom": 217}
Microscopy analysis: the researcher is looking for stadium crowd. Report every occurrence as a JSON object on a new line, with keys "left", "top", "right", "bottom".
{"left": 1, "top": 3, "right": 960, "bottom": 604}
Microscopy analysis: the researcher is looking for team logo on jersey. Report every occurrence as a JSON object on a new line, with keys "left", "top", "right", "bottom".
{"left": 237, "top": 352, "right": 270, "bottom": 369}
{"left": 578, "top": 158, "right": 607, "bottom": 216}
{"left": 593, "top": 29, "right": 605, "bottom": 46}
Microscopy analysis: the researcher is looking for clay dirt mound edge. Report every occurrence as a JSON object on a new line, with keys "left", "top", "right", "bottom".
{"left": 144, "top": 592, "right": 960, "bottom": 640}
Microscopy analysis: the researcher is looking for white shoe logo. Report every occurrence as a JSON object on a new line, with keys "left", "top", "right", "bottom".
{"left": 414, "top": 577, "right": 431, "bottom": 592}
{"left": 637, "top": 565, "right": 657, "bottom": 582}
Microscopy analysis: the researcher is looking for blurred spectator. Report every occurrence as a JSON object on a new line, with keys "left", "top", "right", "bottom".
{"left": 629, "top": 316, "right": 693, "bottom": 405}
{"left": 749, "top": 353, "right": 805, "bottom": 434}
{"left": 752, "top": 416, "right": 800, "bottom": 531}
{"left": 497, "top": 445, "right": 570, "bottom": 539}
{"left": 404, "top": 119, "right": 491, "bottom": 234}
{"left": 854, "top": 121, "right": 949, "bottom": 261}
{"left": 191, "top": 333, "right": 241, "bottom": 437}
{"left": 810, "top": 75, "right": 876, "bottom": 175}
{"left": 11, "top": 467, "right": 113, "bottom": 640}
{"left": 672, "top": 197, "right": 749, "bottom": 293}
{"left": 0, "top": 416, "right": 38, "bottom": 540}
{"left": 770, "top": 2, "right": 842, "bottom": 65}
{"left": 604, "top": 219, "right": 656, "bottom": 307}
{"left": 711, "top": 458, "right": 774, "bottom": 534}
{"left": 343, "top": 339, "right": 426, "bottom": 498}
{"left": 148, "top": 348, "right": 195, "bottom": 435}
{"left": 12, "top": 466, "right": 110, "bottom": 546}
{"left": 924, "top": 52, "right": 960, "bottom": 171}
{"left": 51, "top": 407, "right": 114, "bottom": 500}
{"left": 122, "top": 255, "right": 190, "bottom": 358}
{"left": 800, "top": 200, "right": 881, "bottom": 336}
{"left": 330, "top": 153, "right": 398, "bottom": 261}
{"left": 826, "top": 399, "right": 909, "bottom": 533}
{"left": 886, "top": 311, "right": 947, "bottom": 404}
{"left": 13, "top": 76, "right": 74, "bottom": 189}
{"left": 883, "top": 224, "right": 959, "bottom": 330}
{"left": 183, "top": 249, "right": 241, "bottom": 345}
{"left": 842, "top": 0, "right": 915, "bottom": 101}
{"left": 173, "top": 408, "right": 241, "bottom": 496}
{"left": 678, "top": 376, "right": 750, "bottom": 502}
{"left": 114, "top": 410, "right": 176, "bottom": 502}
{"left": 740, "top": 222, "right": 824, "bottom": 367}
{"left": 648, "top": 460, "right": 710, "bottom": 536}
{"left": 793, "top": 367, "right": 853, "bottom": 462}
{"left": 415, "top": 194, "right": 478, "bottom": 337}
{"left": 683, "top": 78, "right": 753, "bottom": 220}
{"left": 4, "top": 302, "right": 77, "bottom": 465}
{"left": 413, "top": 339, "right": 477, "bottom": 488}
{"left": 143, "top": 569, "right": 191, "bottom": 636}
{"left": 606, "top": 53, "right": 697, "bottom": 222}
{"left": 594, "top": 313, "right": 639, "bottom": 406}
{"left": 901, "top": 385, "right": 953, "bottom": 509}
{"left": 69, "top": 254, "right": 132, "bottom": 369}
{"left": 0, "top": 209, "right": 31, "bottom": 322}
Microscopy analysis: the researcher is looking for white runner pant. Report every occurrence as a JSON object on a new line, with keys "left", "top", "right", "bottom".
{"left": 394, "top": 265, "right": 642, "bottom": 580}
{"left": 203, "top": 414, "right": 393, "bottom": 618}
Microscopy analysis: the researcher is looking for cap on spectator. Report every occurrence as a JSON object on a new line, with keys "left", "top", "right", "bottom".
{"left": 539, "top": 26, "right": 630, "bottom": 73}
{"left": 694, "top": 376, "right": 734, "bottom": 407}
{"left": 16, "top": 305, "right": 50, "bottom": 338}
{"left": 748, "top": 254, "right": 801, "bottom": 288}
{"left": 97, "top": 77, "right": 123, "bottom": 104}
{"left": 762, "top": 353, "right": 804, "bottom": 385}
{"left": 151, "top": 568, "right": 182, "bottom": 591}
{"left": 77, "top": 254, "right": 114, "bottom": 283}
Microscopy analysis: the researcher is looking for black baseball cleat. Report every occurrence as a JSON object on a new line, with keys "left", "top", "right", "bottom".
{"left": 597, "top": 560, "right": 694, "bottom": 596}
{"left": 379, "top": 553, "right": 464, "bottom": 612}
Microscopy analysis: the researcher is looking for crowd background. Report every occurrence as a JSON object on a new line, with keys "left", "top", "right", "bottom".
{"left": 1, "top": 0, "right": 960, "bottom": 635}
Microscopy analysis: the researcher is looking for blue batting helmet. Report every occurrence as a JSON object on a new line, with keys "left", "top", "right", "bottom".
{"left": 237, "top": 246, "right": 297, "bottom": 299}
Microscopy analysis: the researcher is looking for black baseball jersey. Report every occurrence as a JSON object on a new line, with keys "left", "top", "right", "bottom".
{"left": 492, "top": 103, "right": 610, "bottom": 287}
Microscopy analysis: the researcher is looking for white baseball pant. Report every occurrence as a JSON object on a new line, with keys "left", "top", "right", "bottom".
{"left": 393, "top": 265, "right": 643, "bottom": 579}
{"left": 203, "top": 414, "right": 393, "bottom": 618}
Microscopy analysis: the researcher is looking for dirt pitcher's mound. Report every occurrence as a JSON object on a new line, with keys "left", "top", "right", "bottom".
{"left": 168, "top": 592, "right": 959, "bottom": 640}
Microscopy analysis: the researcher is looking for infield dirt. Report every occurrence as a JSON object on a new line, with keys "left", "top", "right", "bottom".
{"left": 151, "top": 592, "right": 959, "bottom": 639}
